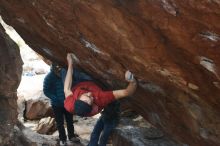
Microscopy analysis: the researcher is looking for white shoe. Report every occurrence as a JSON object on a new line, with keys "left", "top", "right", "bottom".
{"left": 59, "top": 140, "right": 67, "bottom": 146}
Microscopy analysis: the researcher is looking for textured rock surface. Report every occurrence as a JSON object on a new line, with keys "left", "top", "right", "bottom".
{"left": 25, "top": 95, "right": 53, "bottom": 120}
{"left": 113, "top": 117, "right": 178, "bottom": 146}
{"left": 35, "top": 117, "right": 56, "bottom": 135}
{"left": 0, "top": 24, "right": 23, "bottom": 145}
{"left": 0, "top": 0, "right": 220, "bottom": 146}
{"left": 17, "top": 122, "right": 58, "bottom": 146}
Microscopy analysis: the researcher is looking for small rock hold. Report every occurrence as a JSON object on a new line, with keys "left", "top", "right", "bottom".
{"left": 188, "top": 83, "right": 199, "bottom": 90}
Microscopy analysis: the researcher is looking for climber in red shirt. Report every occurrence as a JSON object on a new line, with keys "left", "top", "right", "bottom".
{"left": 64, "top": 53, "right": 137, "bottom": 117}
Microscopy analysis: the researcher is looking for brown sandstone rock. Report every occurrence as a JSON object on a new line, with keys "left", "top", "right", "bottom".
{"left": 0, "top": 24, "right": 23, "bottom": 145}
{"left": 25, "top": 95, "right": 54, "bottom": 120}
{"left": 0, "top": 1, "right": 220, "bottom": 146}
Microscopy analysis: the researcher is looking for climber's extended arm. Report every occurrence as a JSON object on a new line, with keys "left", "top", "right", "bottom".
{"left": 113, "top": 71, "right": 137, "bottom": 99}
{"left": 64, "top": 53, "right": 74, "bottom": 97}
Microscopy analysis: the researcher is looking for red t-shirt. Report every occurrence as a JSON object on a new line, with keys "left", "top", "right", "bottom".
{"left": 64, "top": 81, "right": 115, "bottom": 116}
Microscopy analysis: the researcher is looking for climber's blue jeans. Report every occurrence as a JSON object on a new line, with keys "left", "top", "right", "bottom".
{"left": 61, "top": 68, "right": 93, "bottom": 87}
{"left": 88, "top": 116, "right": 117, "bottom": 146}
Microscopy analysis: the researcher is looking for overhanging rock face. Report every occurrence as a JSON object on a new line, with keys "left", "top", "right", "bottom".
{"left": 0, "top": 1, "right": 220, "bottom": 146}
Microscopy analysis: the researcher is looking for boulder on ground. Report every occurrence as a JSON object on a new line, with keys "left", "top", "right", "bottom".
{"left": 35, "top": 117, "right": 56, "bottom": 135}
{"left": 25, "top": 94, "right": 54, "bottom": 120}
